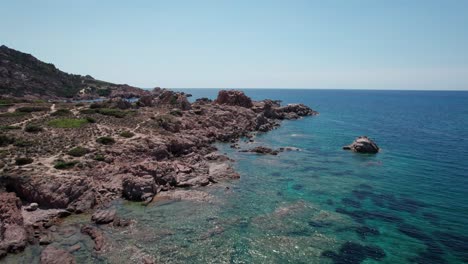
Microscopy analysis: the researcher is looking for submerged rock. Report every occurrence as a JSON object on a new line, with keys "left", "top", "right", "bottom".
{"left": 343, "top": 136, "right": 379, "bottom": 153}
{"left": 240, "top": 146, "right": 280, "bottom": 155}
{"left": 40, "top": 245, "right": 76, "bottom": 264}
{"left": 81, "top": 225, "right": 105, "bottom": 251}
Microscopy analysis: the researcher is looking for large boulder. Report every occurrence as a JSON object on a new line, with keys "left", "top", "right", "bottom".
{"left": 214, "top": 90, "right": 253, "bottom": 108}
{"left": 343, "top": 136, "right": 380, "bottom": 153}
{"left": 122, "top": 174, "right": 157, "bottom": 202}
{"left": 91, "top": 209, "right": 116, "bottom": 224}
{"left": 40, "top": 245, "right": 76, "bottom": 264}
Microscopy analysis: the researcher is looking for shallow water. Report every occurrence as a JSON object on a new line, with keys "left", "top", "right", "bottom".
{"left": 6, "top": 89, "right": 468, "bottom": 263}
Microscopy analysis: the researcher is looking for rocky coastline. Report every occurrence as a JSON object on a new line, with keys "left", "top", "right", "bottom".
{"left": 0, "top": 88, "right": 317, "bottom": 262}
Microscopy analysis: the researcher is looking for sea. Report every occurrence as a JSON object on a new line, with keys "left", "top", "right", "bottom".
{"left": 7, "top": 89, "right": 468, "bottom": 264}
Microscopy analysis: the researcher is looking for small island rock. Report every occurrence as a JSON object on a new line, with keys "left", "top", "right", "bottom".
{"left": 343, "top": 136, "right": 379, "bottom": 153}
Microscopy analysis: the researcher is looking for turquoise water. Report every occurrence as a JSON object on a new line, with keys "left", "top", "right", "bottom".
{"left": 115, "top": 89, "right": 468, "bottom": 263}
{"left": 8, "top": 89, "right": 468, "bottom": 263}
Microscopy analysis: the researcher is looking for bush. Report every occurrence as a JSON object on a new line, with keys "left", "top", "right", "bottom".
{"left": 67, "top": 146, "right": 89, "bottom": 157}
{"left": 90, "top": 103, "right": 103, "bottom": 109}
{"left": 25, "top": 124, "right": 43, "bottom": 133}
{"left": 48, "top": 118, "right": 89, "bottom": 128}
{"left": 0, "top": 111, "right": 27, "bottom": 117}
{"left": 96, "top": 88, "right": 111, "bottom": 97}
{"left": 51, "top": 109, "right": 72, "bottom": 116}
{"left": 80, "top": 109, "right": 97, "bottom": 114}
{"left": 96, "top": 136, "right": 115, "bottom": 145}
{"left": 54, "top": 160, "right": 79, "bottom": 170}
{"left": 0, "top": 125, "right": 21, "bottom": 130}
{"left": 75, "top": 102, "right": 85, "bottom": 107}
{"left": 15, "top": 157, "right": 33, "bottom": 166}
{"left": 0, "top": 134, "right": 15, "bottom": 146}
{"left": 97, "top": 108, "right": 127, "bottom": 118}
{"left": 14, "top": 139, "right": 34, "bottom": 147}
{"left": 170, "top": 108, "right": 183, "bottom": 116}
{"left": 93, "top": 154, "right": 106, "bottom": 161}
{"left": 85, "top": 117, "right": 96, "bottom": 123}
{"left": 15, "top": 106, "right": 49, "bottom": 113}
{"left": 119, "top": 131, "right": 134, "bottom": 138}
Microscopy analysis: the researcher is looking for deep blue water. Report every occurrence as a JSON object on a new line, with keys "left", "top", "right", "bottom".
{"left": 8, "top": 89, "right": 468, "bottom": 263}
{"left": 171, "top": 89, "right": 468, "bottom": 263}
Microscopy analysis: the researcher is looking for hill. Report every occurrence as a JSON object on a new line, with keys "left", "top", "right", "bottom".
{"left": 0, "top": 45, "right": 149, "bottom": 99}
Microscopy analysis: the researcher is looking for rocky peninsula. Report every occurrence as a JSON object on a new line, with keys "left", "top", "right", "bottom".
{"left": 0, "top": 46, "right": 318, "bottom": 262}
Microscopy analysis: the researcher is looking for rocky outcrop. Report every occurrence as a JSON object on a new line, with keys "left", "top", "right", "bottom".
{"left": 343, "top": 136, "right": 379, "bottom": 153}
{"left": 157, "top": 90, "right": 191, "bottom": 110}
{"left": 40, "top": 245, "right": 76, "bottom": 264}
{"left": 214, "top": 90, "right": 253, "bottom": 108}
{"left": 2, "top": 175, "right": 95, "bottom": 213}
{"left": 0, "top": 192, "right": 27, "bottom": 256}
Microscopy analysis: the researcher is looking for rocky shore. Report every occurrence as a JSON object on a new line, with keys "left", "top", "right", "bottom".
{"left": 0, "top": 89, "right": 317, "bottom": 261}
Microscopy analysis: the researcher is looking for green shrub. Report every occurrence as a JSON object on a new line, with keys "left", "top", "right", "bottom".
{"left": 0, "top": 134, "right": 15, "bottom": 146}
{"left": 0, "top": 99, "right": 15, "bottom": 105}
{"left": 51, "top": 109, "right": 72, "bottom": 116}
{"left": 25, "top": 124, "right": 43, "bottom": 133}
{"left": 96, "top": 136, "right": 115, "bottom": 145}
{"left": 90, "top": 103, "right": 103, "bottom": 109}
{"left": 93, "top": 154, "right": 106, "bottom": 161}
{"left": 54, "top": 160, "right": 78, "bottom": 170}
{"left": 14, "top": 139, "right": 34, "bottom": 147}
{"left": 170, "top": 108, "right": 183, "bottom": 116}
{"left": 0, "top": 111, "right": 27, "bottom": 117}
{"left": 67, "top": 146, "right": 89, "bottom": 157}
{"left": 97, "top": 108, "right": 127, "bottom": 118}
{"left": 80, "top": 109, "right": 97, "bottom": 114}
{"left": 75, "top": 102, "right": 85, "bottom": 107}
{"left": 0, "top": 125, "right": 21, "bottom": 130}
{"left": 48, "top": 118, "right": 89, "bottom": 128}
{"left": 85, "top": 117, "right": 96, "bottom": 123}
{"left": 119, "top": 131, "right": 134, "bottom": 138}
{"left": 170, "top": 95, "right": 178, "bottom": 105}
{"left": 15, "top": 157, "right": 33, "bottom": 166}
{"left": 96, "top": 88, "right": 111, "bottom": 97}
{"left": 16, "top": 106, "right": 49, "bottom": 113}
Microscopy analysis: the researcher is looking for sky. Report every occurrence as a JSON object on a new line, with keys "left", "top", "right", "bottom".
{"left": 1, "top": 0, "right": 468, "bottom": 90}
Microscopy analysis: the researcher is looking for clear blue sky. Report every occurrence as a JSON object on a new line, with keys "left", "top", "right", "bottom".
{"left": 2, "top": 0, "right": 468, "bottom": 90}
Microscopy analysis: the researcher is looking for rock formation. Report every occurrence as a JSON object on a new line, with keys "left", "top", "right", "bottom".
{"left": 214, "top": 90, "right": 254, "bottom": 108}
{"left": 343, "top": 136, "right": 380, "bottom": 153}
{"left": 0, "top": 192, "right": 27, "bottom": 255}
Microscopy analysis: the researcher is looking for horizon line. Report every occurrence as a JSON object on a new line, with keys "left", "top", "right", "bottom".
{"left": 161, "top": 87, "right": 468, "bottom": 92}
